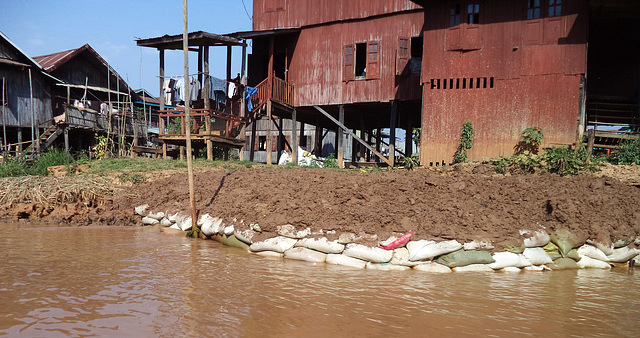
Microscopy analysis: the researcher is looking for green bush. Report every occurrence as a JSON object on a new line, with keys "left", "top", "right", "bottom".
{"left": 515, "top": 127, "right": 543, "bottom": 155}
{"left": 493, "top": 145, "right": 598, "bottom": 176}
{"left": 609, "top": 138, "right": 640, "bottom": 165}
{"left": 403, "top": 153, "right": 420, "bottom": 170}
{"left": 453, "top": 122, "right": 474, "bottom": 163}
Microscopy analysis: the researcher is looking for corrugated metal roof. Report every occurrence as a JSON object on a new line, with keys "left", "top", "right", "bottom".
{"left": 33, "top": 44, "right": 88, "bottom": 72}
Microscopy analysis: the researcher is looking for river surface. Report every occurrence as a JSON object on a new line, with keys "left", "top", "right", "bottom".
{"left": 0, "top": 224, "right": 638, "bottom": 337}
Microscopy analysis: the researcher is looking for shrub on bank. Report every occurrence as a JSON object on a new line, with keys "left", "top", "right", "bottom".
{"left": 0, "top": 149, "right": 74, "bottom": 178}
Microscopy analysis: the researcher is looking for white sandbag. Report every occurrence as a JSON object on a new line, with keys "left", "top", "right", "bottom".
{"left": 607, "top": 247, "right": 639, "bottom": 263}
{"left": 250, "top": 236, "right": 298, "bottom": 253}
{"left": 175, "top": 214, "right": 192, "bottom": 231}
{"left": 498, "top": 267, "right": 522, "bottom": 273}
{"left": 169, "top": 223, "right": 181, "bottom": 230}
{"left": 199, "top": 214, "right": 224, "bottom": 237}
{"left": 520, "top": 229, "right": 550, "bottom": 248}
{"left": 577, "top": 244, "right": 609, "bottom": 262}
{"left": 409, "top": 240, "right": 462, "bottom": 261}
{"left": 365, "top": 262, "right": 411, "bottom": 271}
{"left": 488, "top": 252, "right": 531, "bottom": 270}
{"left": 160, "top": 217, "right": 173, "bottom": 227}
{"left": 254, "top": 251, "right": 284, "bottom": 258}
{"left": 325, "top": 254, "right": 367, "bottom": 269}
{"left": 147, "top": 211, "right": 165, "bottom": 221}
{"left": 390, "top": 248, "right": 423, "bottom": 267}
{"left": 524, "top": 265, "right": 551, "bottom": 272}
{"left": 463, "top": 240, "right": 494, "bottom": 251}
{"left": 406, "top": 240, "right": 435, "bottom": 258}
{"left": 167, "top": 212, "right": 180, "bottom": 223}
{"left": 135, "top": 204, "right": 149, "bottom": 217}
{"left": 412, "top": 262, "right": 452, "bottom": 273}
{"left": 223, "top": 225, "right": 235, "bottom": 236}
{"left": 577, "top": 256, "right": 612, "bottom": 269}
{"left": 338, "top": 232, "right": 357, "bottom": 244}
{"left": 284, "top": 247, "right": 327, "bottom": 263}
{"left": 586, "top": 240, "right": 614, "bottom": 256}
{"left": 234, "top": 229, "right": 256, "bottom": 244}
{"left": 522, "top": 247, "right": 553, "bottom": 265}
{"left": 452, "top": 264, "right": 494, "bottom": 272}
{"left": 343, "top": 244, "right": 393, "bottom": 263}
{"left": 295, "top": 237, "right": 345, "bottom": 254}
{"left": 277, "top": 224, "right": 310, "bottom": 239}
{"left": 141, "top": 216, "right": 159, "bottom": 225}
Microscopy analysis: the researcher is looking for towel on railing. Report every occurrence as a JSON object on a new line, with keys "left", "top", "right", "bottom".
{"left": 246, "top": 86, "right": 258, "bottom": 111}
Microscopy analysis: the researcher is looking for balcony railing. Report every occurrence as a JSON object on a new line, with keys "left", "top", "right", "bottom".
{"left": 250, "top": 72, "right": 294, "bottom": 112}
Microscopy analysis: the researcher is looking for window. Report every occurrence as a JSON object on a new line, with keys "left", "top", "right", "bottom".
{"left": 398, "top": 38, "right": 409, "bottom": 58}
{"left": 450, "top": 4, "right": 461, "bottom": 26}
{"left": 396, "top": 37, "right": 410, "bottom": 76}
{"left": 467, "top": 3, "right": 480, "bottom": 24}
{"left": 258, "top": 136, "right": 266, "bottom": 151}
{"left": 527, "top": 0, "right": 541, "bottom": 19}
{"left": 355, "top": 42, "right": 367, "bottom": 78}
{"left": 548, "top": 0, "right": 561, "bottom": 17}
{"left": 346, "top": 41, "right": 380, "bottom": 80}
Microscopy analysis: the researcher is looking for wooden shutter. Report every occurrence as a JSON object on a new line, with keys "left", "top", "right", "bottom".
{"left": 272, "top": 136, "right": 277, "bottom": 151}
{"left": 396, "top": 37, "right": 410, "bottom": 76}
{"left": 343, "top": 44, "right": 355, "bottom": 82}
{"left": 366, "top": 41, "right": 380, "bottom": 80}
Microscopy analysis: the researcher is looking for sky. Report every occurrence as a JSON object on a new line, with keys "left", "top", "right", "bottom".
{"left": 1, "top": 0, "right": 254, "bottom": 97}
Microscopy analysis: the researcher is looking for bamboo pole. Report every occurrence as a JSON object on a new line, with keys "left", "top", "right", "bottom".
{"left": 2, "top": 77, "right": 6, "bottom": 153}
{"left": 28, "top": 68, "right": 35, "bottom": 152}
{"left": 183, "top": 0, "right": 198, "bottom": 235}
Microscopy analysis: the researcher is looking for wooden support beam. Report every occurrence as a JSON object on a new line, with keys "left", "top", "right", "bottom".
{"left": 271, "top": 115, "right": 292, "bottom": 153}
{"left": 405, "top": 110, "right": 413, "bottom": 158}
{"left": 266, "top": 100, "right": 272, "bottom": 165}
{"left": 206, "top": 116, "right": 213, "bottom": 160}
{"left": 250, "top": 119, "right": 256, "bottom": 161}
{"left": 291, "top": 108, "right": 298, "bottom": 164}
{"left": 203, "top": 46, "right": 210, "bottom": 110}
{"left": 64, "top": 127, "right": 69, "bottom": 152}
{"left": 239, "top": 41, "right": 247, "bottom": 161}
{"left": 314, "top": 116, "right": 322, "bottom": 155}
{"left": 586, "top": 128, "right": 595, "bottom": 161}
{"left": 389, "top": 100, "right": 398, "bottom": 167}
{"left": 159, "top": 49, "right": 165, "bottom": 112}
{"left": 313, "top": 106, "right": 393, "bottom": 166}
{"left": 337, "top": 105, "right": 344, "bottom": 168}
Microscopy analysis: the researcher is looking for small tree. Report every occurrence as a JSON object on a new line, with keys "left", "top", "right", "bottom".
{"left": 514, "top": 127, "right": 543, "bottom": 155}
{"left": 453, "top": 121, "right": 474, "bottom": 163}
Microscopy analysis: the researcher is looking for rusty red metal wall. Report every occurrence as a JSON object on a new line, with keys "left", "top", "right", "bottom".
{"left": 287, "top": 11, "right": 424, "bottom": 106}
{"left": 253, "top": 0, "right": 422, "bottom": 31}
{"left": 420, "top": 0, "right": 588, "bottom": 165}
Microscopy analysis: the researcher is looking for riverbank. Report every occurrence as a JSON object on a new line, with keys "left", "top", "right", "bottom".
{"left": 2, "top": 160, "right": 638, "bottom": 271}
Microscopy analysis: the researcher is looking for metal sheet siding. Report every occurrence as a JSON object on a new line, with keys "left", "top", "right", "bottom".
{"left": 420, "top": 0, "right": 588, "bottom": 165}
{"left": 253, "top": 0, "right": 422, "bottom": 31}
{"left": 289, "top": 11, "right": 424, "bottom": 107}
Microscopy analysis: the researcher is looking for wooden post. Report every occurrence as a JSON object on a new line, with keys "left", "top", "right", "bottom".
{"left": 300, "top": 122, "right": 306, "bottom": 148}
{"left": 337, "top": 105, "right": 344, "bottom": 168}
{"left": 239, "top": 41, "right": 247, "bottom": 161}
{"left": 266, "top": 100, "right": 272, "bottom": 165}
{"left": 405, "top": 111, "right": 413, "bottom": 158}
{"left": 17, "top": 128, "right": 22, "bottom": 153}
{"left": 250, "top": 119, "right": 256, "bottom": 161}
{"left": 2, "top": 77, "right": 6, "bottom": 153}
{"left": 203, "top": 46, "right": 210, "bottom": 110}
{"left": 226, "top": 45, "right": 232, "bottom": 95}
{"left": 28, "top": 68, "right": 35, "bottom": 152}
{"left": 389, "top": 100, "right": 398, "bottom": 167}
{"left": 206, "top": 116, "right": 212, "bottom": 160}
{"left": 64, "top": 127, "right": 69, "bottom": 152}
{"left": 314, "top": 116, "right": 322, "bottom": 156}
{"left": 159, "top": 117, "right": 167, "bottom": 158}
{"left": 268, "top": 37, "right": 274, "bottom": 96}
{"left": 131, "top": 121, "right": 138, "bottom": 158}
{"left": 182, "top": 0, "right": 198, "bottom": 231}
{"left": 277, "top": 116, "right": 284, "bottom": 159}
{"left": 291, "top": 108, "right": 298, "bottom": 164}
{"left": 586, "top": 128, "right": 595, "bottom": 161}
{"left": 198, "top": 46, "right": 203, "bottom": 87}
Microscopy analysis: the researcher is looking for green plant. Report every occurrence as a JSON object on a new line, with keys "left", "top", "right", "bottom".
{"left": 31, "top": 148, "right": 74, "bottom": 176}
{"left": 609, "top": 138, "right": 640, "bottom": 165}
{"left": 403, "top": 153, "right": 420, "bottom": 170}
{"left": 119, "top": 172, "right": 147, "bottom": 184}
{"left": 322, "top": 153, "right": 339, "bottom": 169}
{"left": 93, "top": 135, "right": 109, "bottom": 160}
{"left": 412, "top": 128, "right": 421, "bottom": 147}
{"left": 542, "top": 145, "right": 597, "bottom": 176}
{"left": 0, "top": 156, "right": 29, "bottom": 177}
{"left": 453, "top": 121, "right": 474, "bottom": 163}
{"left": 515, "top": 127, "right": 544, "bottom": 155}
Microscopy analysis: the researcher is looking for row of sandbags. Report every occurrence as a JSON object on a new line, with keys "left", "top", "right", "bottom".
{"left": 135, "top": 205, "right": 640, "bottom": 272}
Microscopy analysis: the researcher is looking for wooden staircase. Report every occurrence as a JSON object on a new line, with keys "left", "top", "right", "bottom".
{"left": 22, "top": 124, "right": 63, "bottom": 157}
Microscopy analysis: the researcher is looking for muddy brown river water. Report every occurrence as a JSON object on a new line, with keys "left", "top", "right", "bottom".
{"left": 0, "top": 224, "right": 638, "bottom": 337}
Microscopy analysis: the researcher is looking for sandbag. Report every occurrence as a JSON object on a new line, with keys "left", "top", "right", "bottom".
{"left": 255, "top": 251, "right": 284, "bottom": 258}
{"left": 295, "top": 237, "right": 345, "bottom": 254}
{"left": 550, "top": 229, "right": 585, "bottom": 257}
{"left": 284, "top": 247, "right": 327, "bottom": 263}
{"left": 343, "top": 244, "right": 393, "bottom": 263}
{"left": 498, "top": 267, "right": 522, "bottom": 273}
{"left": 434, "top": 249, "right": 494, "bottom": 268}
{"left": 522, "top": 247, "right": 553, "bottom": 266}
{"left": 250, "top": 236, "right": 298, "bottom": 253}
{"left": 234, "top": 229, "right": 256, "bottom": 244}
{"left": 365, "top": 262, "right": 411, "bottom": 271}
{"left": 607, "top": 246, "right": 639, "bottom": 263}
{"left": 223, "top": 225, "right": 235, "bottom": 236}
{"left": 220, "top": 235, "right": 250, "bottom": 250}
{"left": 160, "top": 217, "right": 173, "bottom": 227}
{"left": 524, "top": 265, "right": 551, "bottom": 272}
{"left": 488, "top": 252, "right": 531, "bottom": 270}
{"left": 277, "top": 224, "right": 310, "bottom": 239}
{"left": 413, "top": 262, "right": 452, "bottom": 273}
{"left": 135, "top": 204, "right": 149, "bottom": 217}
{"left": 577, "top": 256, "right": 612, "bottom": 269}
{"left": 566, "top": 249, "right": 580, "bottom": 261}
{"left": 390, "top": 248, "right": 423, "bottom": 267}
{"left": 546, "top": 257, "right": 579, "bottom": 270}
{"left": 175, "top": 214, "right": 192, "bottom": 231}
{"left": 167, "top": 212, "right": 180, "bottom": 223}
{"left": 406, "top": 240, "right": 435, "bottom": 259}
{"left": 169, "top": 223, "right": 181, "bottom": 230}
{"left": 199, "top": 214, "right": 224, "bottom": 237}
{"left": 326, "top": 254, "right": 367, "bottom": 269}
{"left": 141, "top": 216, "right": 159, "bottom": 225}
{"left": 452, "top": 264, "right": 494, "bottom": 272}
{"left": 462, "top": 240, "right": 494, "bottom": 251}
{"left": 147, "top": 211, "right": 165, "bottom": 220}
{"left": 542, "top": 242, "right": 563, "bottom": 260}
{"left": 520, "top": 229, "right": 550, "bottom": 248}
{"left": 409, "top": 240, "right": 462, "bottom": 261}
{"left": 577, "top": 244, "right": 609, "bottom": 262}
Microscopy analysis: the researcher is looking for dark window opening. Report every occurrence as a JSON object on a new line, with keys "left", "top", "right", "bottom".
{"left": 483, "top": 77, "right": 487, "bottom": 88}
{"left": 450, "top": 4, "right": 461, "bottom": 26}
{"left": 437, "top": 79, "right": 441, "bottom": 89}
{"left": 430, "top": 79, "right": 435, "bottom": 89}
{"left": 467, "top": 4, "right": 480, "bottom": 24}
{"left": 527, "top": 0, "right": 541, "bottom": 19}
{"left": 411, "top": 36, "right": 423, "bottom": 58}
{"left": 456, "top": 78, "right": 460, "bottom": 89}
{"left": 490, "top": 77, "right": 494, "bottom": 88}
{"left": 548, "top": 0, "right": 561, "bottom": 17}
{"left": 462, "top": 78, "right": 467, "bottom": 89}
{"left": 468, "top": 78, "right": 474, "bottom": 89}
{"left": 355, "top": 42, "right": 367, "bottom": 78}
{"left": 476, "top": 77, "right": 481, "bottom": 88}
{"left": 450, "top": 79, "right": 454, "bottom": 89}
{"left": 258, "top": 136, "right": 266, "bottom": 151}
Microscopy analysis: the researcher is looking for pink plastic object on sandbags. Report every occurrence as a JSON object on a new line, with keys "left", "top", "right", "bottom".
{"left": 380, "top": 230, "right": 414, "bottom": 250}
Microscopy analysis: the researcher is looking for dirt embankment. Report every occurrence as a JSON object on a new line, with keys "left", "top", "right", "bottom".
{"left": 4, "top": 163, "right": 639, "bottom": 249}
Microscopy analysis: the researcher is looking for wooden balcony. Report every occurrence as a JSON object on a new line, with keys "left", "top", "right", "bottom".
{"left": 158, "top": 108, "right": 246, "bottom": 149}
{"left": 250, "top": 72, "right": 294, "bottom": 113}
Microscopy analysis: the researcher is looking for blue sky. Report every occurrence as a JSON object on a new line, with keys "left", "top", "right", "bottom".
{"left": 1, "top": 0, "right": 254, "bottom": 97}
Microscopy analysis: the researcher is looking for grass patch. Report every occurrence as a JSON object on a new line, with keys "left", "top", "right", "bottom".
{"left": 0, "top": 149, "right": 74, "bottom": 178}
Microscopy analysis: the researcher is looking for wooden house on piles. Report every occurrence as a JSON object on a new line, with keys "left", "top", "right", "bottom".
{"left": 33, "top": 44, "right": 145, "bottom": 156}
{"left": 0, "top": 31, "right": 60, "bottom": 155}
